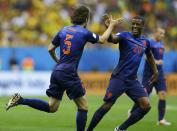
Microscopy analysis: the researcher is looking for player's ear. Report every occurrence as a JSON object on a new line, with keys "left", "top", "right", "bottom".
{"left": 85, "top": 17, "right": 89, "bottom": 26}
{"left": 141, "top": 23, "right": 144, "bottom": 29}
{"left": 141, "top": 21, "right": 145, "bottom": 28}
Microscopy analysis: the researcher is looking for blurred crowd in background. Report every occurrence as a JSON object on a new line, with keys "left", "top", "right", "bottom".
{"left": 0, "top": 0, "right": 176, "bottom": 49}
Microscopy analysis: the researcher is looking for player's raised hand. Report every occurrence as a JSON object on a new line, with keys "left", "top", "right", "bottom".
{"left": 102, "top": 14, "right": 124, "bottom": 28}
{"left": 102, "top": 14, "right": 110, "bottom": 28}
{"left": 116, "top": 17, "right": 124, "bottom": 24}
{"left": 109, "top": 15, "right": 124, "bottom": 27}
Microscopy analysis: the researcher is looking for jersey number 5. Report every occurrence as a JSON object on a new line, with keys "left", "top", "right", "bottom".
{"left": 63, "top": 34, "right": 73, "bottom": 55}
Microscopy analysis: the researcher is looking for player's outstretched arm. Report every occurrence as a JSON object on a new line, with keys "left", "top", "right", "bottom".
{"left": 146, "top": 50, "right": 158, "bottom": 84}
{"left": 48, "top": 43, "right": 60, "bottom": 63}
{"left": 99, "top": 16, "right": 124, "bottom": 44}
{"left": 107, "top": 34, "right": 119, "bottom": 44}
{"left": 102, "top": 14, "right": 123, "bottom": 44}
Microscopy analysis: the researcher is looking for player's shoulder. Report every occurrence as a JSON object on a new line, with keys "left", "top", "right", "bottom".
{"left": 161, "top": 41, "right": 165, "bottom": 46}
{"left": 58, "top": 26, "right": 69, "bottom": 34}
{"left": 60, "top": 26, "right": 69, "bottom": 31}
{"left": 148, "top": 37, "right": 155, "bottom": 42}
{"left": 82, "top": 28, "right": 97, "bottom": 38}
{"left": 140, "top": 35, "right": 150, "bottom": 43}
{"left": 148, "top": 37, "right": 159, "bottom": 47}
{"left": 140, "top": 34, "right": 148, "bottom": 40}
{"left": 116, "top": 31, "right": 131, "bottom": 37}
{"left": 71, "top": 25, "right": 91, "bottom": 35}
{"left": 82, "top": 28, "right": 91, "bottom": 34}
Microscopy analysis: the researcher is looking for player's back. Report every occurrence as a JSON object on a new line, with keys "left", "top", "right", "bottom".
{"left": 53, "top": 25, "right": 98, "bottom": 73}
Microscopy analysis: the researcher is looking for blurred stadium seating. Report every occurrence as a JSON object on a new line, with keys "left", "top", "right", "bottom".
{"left": 0, "top": 0, "right": 176, "bottom": 48}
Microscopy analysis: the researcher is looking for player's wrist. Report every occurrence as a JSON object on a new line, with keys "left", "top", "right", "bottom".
{"left": 154, "top": 70, "right": 158, "bottom": 76}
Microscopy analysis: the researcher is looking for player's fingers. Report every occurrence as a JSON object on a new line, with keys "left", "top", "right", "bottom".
{"left": 123, "top": 18, "right": 131, "bottom": 24}
{"left": 109, "top": 15, "right": 113, "bottom": 20}
{"left": 119, "top": 18, "right": 124, "bottom": 21}
{"left": 119, "top": 18, "right": 125, "bottom": 22}
{"left": 116, "top": 18, "right": 124, "bottom": 24}
{"left": 102, "top": 14, "right": 109, "bottom": 20}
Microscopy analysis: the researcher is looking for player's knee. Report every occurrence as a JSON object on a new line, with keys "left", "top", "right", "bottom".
{"left": 141, "top": 103, "right": 151, "bottom": 112}
{"left": 49, "top": 107, "right": 58, "bottom": 113}
{"left": 139, "top": 99, "right": 151, "bottom": 112}
{"left": 78, "top": 103, "right": 88, "bottom": 110}
{"left": 102, "top": 102, "right": 114, "bottom": 111}
{"left": 75, "top": 96, "right": 88, "bottom": 110}
{"left": 145, "top": 103, "right": 151, "bottom": 112}
{"left": 158, "top": 91, "right": 166, "bottom": 100}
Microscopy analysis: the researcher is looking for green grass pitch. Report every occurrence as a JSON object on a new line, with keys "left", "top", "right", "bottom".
{"left": 0, "top": 94, "right": 176, "bottom": 131}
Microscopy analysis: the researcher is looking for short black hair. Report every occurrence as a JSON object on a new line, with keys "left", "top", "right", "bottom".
{"left": 132, "top": 16, "right": 145, "bottom": 25}
{"left": 70, "top": 5, "right": 90, "bottom": 25}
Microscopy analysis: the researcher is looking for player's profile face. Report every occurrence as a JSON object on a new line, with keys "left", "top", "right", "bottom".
{"left": 87, "top": 14, "right": 91, "bottom": 26}
{"left": 131, "top": 19, "right": 144, "bottom": 36}
{"left": 156, "top": 28, "right": 165, "bottom": 40}
{"left": 83, "top": 12, "right": 90, "bottom": 28}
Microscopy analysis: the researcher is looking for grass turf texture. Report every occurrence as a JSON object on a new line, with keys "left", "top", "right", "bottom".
{"left": 0, "top": 95, "right": 176, "bottom": 131}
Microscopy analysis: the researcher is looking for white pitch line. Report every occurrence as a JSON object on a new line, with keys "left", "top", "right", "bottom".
{"left": 166, "top": 105, "right": 177, "bottom": 110}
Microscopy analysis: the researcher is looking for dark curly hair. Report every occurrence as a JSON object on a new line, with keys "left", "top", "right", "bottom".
{"left": 132, "top": 16, "right": 145, "bottom": 25}
{"left": 70, "top": 5, "right": 90, "bottom": 25}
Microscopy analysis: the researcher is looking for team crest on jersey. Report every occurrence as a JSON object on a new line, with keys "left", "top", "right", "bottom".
{"left": 106, "top": 92, "right": 113, "bottom": 98}
{"left": 143, "top": 40, "right": 147, "bottom": 46}
{"left": 159, "top": 48, "right": 164, "bottom": 54}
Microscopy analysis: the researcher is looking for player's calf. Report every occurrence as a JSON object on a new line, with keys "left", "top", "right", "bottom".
{"left": 6, "top": 94, "right": 59, "bottom": 113}
{"left": 74, "top": 96, "right": 88, "bottom": 131}
{"left": 87, "top": 102, "right": 114, "bottom": 131}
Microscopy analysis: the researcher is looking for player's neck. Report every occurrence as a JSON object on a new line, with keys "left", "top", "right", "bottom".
{"left": 73, "top": 23, "right": 87, "bottom": 28}
{"left": 133, "top": 34, "right": 141, "bottom": 38}
{"left": 132, "top": 31, "right": 141, "bottom": 38}
{"left": 80, "top": 23, "right": 87, "bottom": 28}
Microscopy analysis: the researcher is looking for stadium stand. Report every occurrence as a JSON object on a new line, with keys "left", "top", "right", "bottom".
{"left": 0, "top": 0, "right": 176, "bottom": 49}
